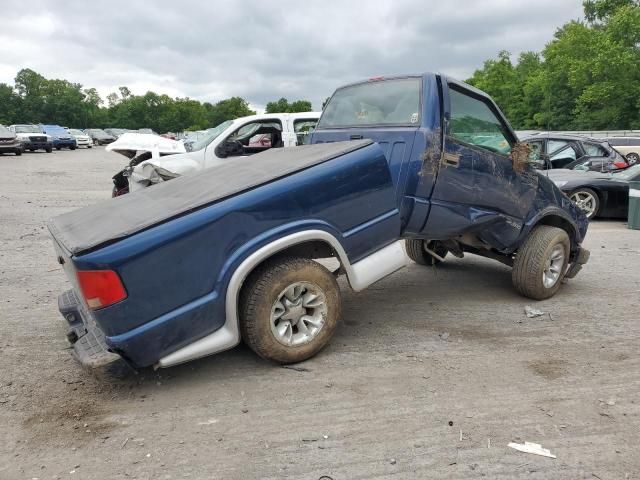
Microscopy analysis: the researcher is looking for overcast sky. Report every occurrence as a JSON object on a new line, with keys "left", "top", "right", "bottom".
{"left": 0, "top": 0, "right": 583, "bottom": 111}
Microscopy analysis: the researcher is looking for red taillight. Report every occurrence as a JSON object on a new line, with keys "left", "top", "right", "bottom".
{"left": 76, "top": 270, "right": 127, "bottom": 310}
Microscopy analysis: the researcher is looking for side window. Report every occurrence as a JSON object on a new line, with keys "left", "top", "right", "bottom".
{"left": 293, "top": 119, "right": 318, "bottom": 146}
{"left": 527, "top": 141, "right": 543, "bottom": 161}
{"left": 583, "top": 143, "right": 608, "bottom": 157}
{"left": 222, "top": 120, "right": 283, "bottom": 157}
{"left": 448, "top": 87, "right": 513, "bottom": 155}
{"left": 547, "top": 139, "right": 570, "bottom": 155}
{"left": 549, "top": 145, "right": 577, "bottom": 162}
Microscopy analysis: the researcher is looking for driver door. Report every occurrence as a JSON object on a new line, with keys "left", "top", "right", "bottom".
{"left": 423, "top": 82, "right": 538, "bottom": 249}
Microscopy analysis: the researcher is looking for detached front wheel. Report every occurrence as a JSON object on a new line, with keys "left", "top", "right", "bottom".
{"left": 240, "top": 257, "right": 341, "bottom": 364}
{"left": 512, "top": 226, "right": 570, "bottom": 300}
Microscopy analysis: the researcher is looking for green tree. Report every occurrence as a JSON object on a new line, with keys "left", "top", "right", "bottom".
{"left": 207, "top": 97, "right": 255, "bottom": 126}
{"left": 265, "top": 97, "right": 313, "bottom": 113}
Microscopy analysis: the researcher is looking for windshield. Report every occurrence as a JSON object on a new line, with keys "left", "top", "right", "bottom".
{"left": 187, "top": 120, "right": 233, "bottom": 152}
{"left": 14, "top": 125, "right": 41, "bottom": 133}
{"left": 68, "top": 129, "right": 84, "bottom": 135}
{"left": 613, "top": 164, "right": 640, "bottom": 180}
{"left": 319, "top": 78, "right": 421, "bottom": 128}
{"left": 90, "top": 129, "right": 109, "bottom": 137}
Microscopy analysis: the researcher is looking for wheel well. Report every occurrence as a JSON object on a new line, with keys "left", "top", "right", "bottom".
{"left": 240, "top": 239, "right": 342, "bottom": 293}
{"left": 535, "top": 215, "right": 577, "bottom": 245}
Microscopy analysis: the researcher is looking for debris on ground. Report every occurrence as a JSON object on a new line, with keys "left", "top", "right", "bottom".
{"left": 282, "top": 365, "right": 311, "bottom": 372}
{"left": 524, "top": 306, "right": 545, "bottom": 318}
{"left": 439, "top": 332, "right": 450, "bottom": 341}
{"left": 508, "top": 441, "right": 556, "bottom": 458}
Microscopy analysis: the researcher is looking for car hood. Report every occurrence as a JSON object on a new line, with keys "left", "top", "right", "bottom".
{"left": 0, "top": 132, "right": 16, "bottom": 140}
{"left": 106, "top": 133, "right": 186, "bottom": 157}
{"left": 15, "top": 132, "right": 50, "bottom": 139}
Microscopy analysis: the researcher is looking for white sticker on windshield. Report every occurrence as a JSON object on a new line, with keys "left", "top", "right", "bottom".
{"left": 410, "top": 113, "right": 418, "bottom": 124}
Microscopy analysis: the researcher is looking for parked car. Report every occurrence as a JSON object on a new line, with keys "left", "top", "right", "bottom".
{"left": 522, "top": 134, "right": 628, "bottom": 171}
{"left": 118, "top": 112, "right": 321, "bottom": 194}
{"left": 104, "top": 128, "right": 131, "bottom": 139}
{"left": 547, "top": 164, "right": 640, "bottom": 219}
{"left": 605, "top": 137, "right": 640, "bottom": 165}
{"left": 0, "top": 124, "right": 23, "bottom": 156}
{"left": 85, "top": 129, "right": 115, "bottom": 145}
{"left": 138, "top": 128, "right": 158, "bottom": 135}
{"left": 48, "top": 74, "right": 589, "bottom": 371}
{"left": 9, "top": 124, "right": 53, "bottom": 152}
{"left": 41, "top": 125, "right": 77, "bottom": 150}
{"left": 67, "top": 129, "right": 92, "bottom": 148}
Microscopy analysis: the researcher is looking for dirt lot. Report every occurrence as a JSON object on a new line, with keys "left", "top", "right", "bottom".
{"left": 1, "top": 147, "right": 639, "bottom": 480}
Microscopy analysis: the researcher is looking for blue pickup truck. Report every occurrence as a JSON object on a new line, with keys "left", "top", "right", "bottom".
{"left": 48, "top": 74, "right": 590, "bottom": 370}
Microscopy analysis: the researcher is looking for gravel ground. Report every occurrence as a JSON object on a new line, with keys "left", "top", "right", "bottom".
{"left": 1, "top": 147, "right": 639, "bottom": 480}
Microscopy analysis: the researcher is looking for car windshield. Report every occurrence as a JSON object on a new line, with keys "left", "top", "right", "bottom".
{"left": 613, "top": 164, "right": 640, "bottom": 180}
{"left": 90, "top": 129, "right": 109, "bottom": 137}
{"left": 319, "top": 77, "right": 422, "bottom": 128}
{"left": 68, "top": 129, "right": 84, "bottom": 135}
{"left": 15, "top": 125, "right": 41, "bottom": 133}
{"left": 187, "top": 120, "right": 233, "bottom": 152}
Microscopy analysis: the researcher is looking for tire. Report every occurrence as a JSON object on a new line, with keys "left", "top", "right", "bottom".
{"left": 29, "top": 149, "right": 35, "bottom": 152}
{"left": 569, "top": 188, "right": 600, "bottom": 220}
{"left": 405, "top": 239, "right": 448, "bottom": 266}
{"left": 626, "top": 152, "right": 639, "bottom": 165}
{"left": 70, "top": 145, "right": 76, "bottom": 151}
{"left": 45, "top": 146, "right": 52, "bottom": 153}
{"left": 512, "top": 226, "right": 570, "bottom": 300}
{"left": 15, "top": 149, "right": 21, "bottom": 156}
{"left": 240, "top": 257, "right": 341, "bottom": 364}
{"left": 88, "top": 145, "right": 92, "bottom": 149}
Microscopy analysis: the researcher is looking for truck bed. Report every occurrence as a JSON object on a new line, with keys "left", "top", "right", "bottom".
{"left": 48, "top": 140, "right": 372, "bottom": 255}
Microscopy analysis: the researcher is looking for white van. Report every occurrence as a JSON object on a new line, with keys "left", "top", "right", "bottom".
{"left": 118, "top": 112, "right": 320, "bottom": 193}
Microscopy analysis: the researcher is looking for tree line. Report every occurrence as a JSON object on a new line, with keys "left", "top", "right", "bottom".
{"left": 467, "top": 0, "right": 640, "bottom": 130}
{"left": 0, "top": 69, "right": 313, "bottom": 132}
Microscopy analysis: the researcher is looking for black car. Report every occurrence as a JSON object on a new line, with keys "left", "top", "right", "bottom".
{"left": 0, "top": 124, "right": 23, "bottom": 156}
{"left": 546, "top": 165, "right": 640, "bottom": 219}
{"left": 522, "top": 134, "right": 628, "bottom": 171}
{"left": 85, "top": 129, "right": 115, "bottom": 145}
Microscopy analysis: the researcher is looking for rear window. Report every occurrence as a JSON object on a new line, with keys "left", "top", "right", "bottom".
{"left": 318, "top": 78, "right": 421, "bottom": 128}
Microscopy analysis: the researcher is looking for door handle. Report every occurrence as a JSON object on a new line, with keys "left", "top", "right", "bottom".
{"left": 350, "top": 134, "right": 363, "bottom": 140}
{"left": 443, "top": 152, "right": 460, "bottom": 167}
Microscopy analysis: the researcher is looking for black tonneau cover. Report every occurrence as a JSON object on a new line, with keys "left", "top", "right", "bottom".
{"left": 48, "top": 140, "right": 373, "bottom": 255}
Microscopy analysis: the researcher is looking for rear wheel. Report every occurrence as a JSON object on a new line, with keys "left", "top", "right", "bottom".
{"left": 45, "top": 146, "right": 52, "bottom": 153}
{"left": 569, "top": 188, "right": 599, "bottom": 219}
{"left": 70, "top": 145, "right": 76, "bottom": 150}
{"left": 14, "top": 149, "right": 21, "bottom": 156}
{"left": 626, "top": 152, "right": 639, "bottom": 165}
{"left": 405, "top": 239, "right": 448, "bottom": 266}
{"left": 512, "top": 226, "right": 570, "bottom": 300}
{"left": 240, "top": 257, "right": 341, "bottom": 364}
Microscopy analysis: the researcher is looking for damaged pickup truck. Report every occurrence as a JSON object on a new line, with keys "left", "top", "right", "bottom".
{"left": 49, "top": 74, "right": 590, "bottom": 371}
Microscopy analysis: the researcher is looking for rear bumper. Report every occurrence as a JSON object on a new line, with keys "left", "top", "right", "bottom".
{"left": 58, "top": 289, "right": 122, "bottom": 369}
